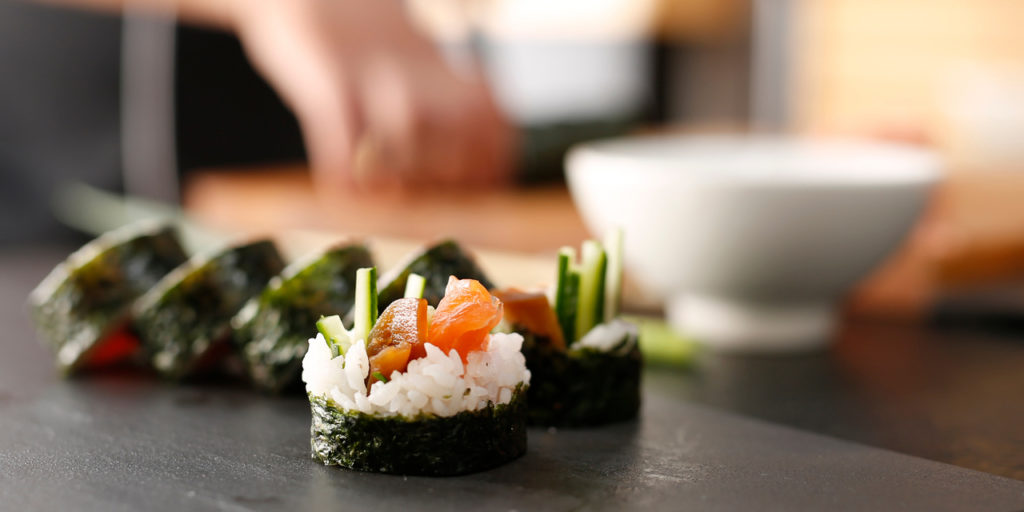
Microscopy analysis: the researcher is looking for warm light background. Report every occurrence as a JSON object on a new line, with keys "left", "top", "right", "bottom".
{"left": 182, "top": 0, "right": 1024, "bottom": 318}
{"left": 784, "top": 0, "right": 1024, "bottom": 316}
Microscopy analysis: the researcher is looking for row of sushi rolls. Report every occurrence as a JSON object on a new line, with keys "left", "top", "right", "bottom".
{"left": 29, "top": 222, "right": 641, "bottom": 476}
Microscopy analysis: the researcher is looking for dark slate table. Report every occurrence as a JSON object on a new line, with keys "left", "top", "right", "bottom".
{"left": 2, "top": 245, "right": 1023, "bottom": 511}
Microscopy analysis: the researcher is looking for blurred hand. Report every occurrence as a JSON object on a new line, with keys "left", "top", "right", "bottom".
{"left": 232, "top": 0, "right": 514, "bottom": 190}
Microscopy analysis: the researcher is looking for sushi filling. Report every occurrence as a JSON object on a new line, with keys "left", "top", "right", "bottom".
{"left": 576, "top": 319, "right": 639, "bottom": 354}
{"left": 302, "top": 332, "right": 529, "bottom": 418}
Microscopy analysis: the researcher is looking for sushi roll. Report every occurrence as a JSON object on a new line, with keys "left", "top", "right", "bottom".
{"left": 496, "top": 229, "right": 641, "bottom": 427}
{"left": 303, "top": 269, "right": 530, "bottom": 476}
{"left": 376, "top": 239, "right": 494, "bottom": 313}
{"left": 233, "top": 243, "right": 373, "bottom": 392}
{"left": 29, "top": 222, "right": 188, "bottom": 374}
{"left": 133, "top": 239, "right": 285, "bottom": 379}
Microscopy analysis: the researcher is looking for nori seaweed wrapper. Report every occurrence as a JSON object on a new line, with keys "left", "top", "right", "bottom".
{"left": 133, "top": 240, "right": 285, "bottom": 379}
{"left": 29, "top": 222, "right": 188, "bottom": 373}
{"left": 309, "top": 385, "right": 527, "bottom": 476}
{"left": 233, "top": 244, "right": 373, "bottom": 392}
{"left": 376, "top": 240, "right": 493, "bottom": 313}
{"left": 520, "top": 328, "right": 641, "bottom": 427}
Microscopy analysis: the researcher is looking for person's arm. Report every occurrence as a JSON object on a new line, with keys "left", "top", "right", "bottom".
{"left": 31, "top": 0, "right": 514, "bottom": 190}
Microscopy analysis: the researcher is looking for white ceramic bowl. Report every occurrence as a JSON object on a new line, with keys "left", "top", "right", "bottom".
{"left": 566, "top": 134, "right": 941, "bottom": 353}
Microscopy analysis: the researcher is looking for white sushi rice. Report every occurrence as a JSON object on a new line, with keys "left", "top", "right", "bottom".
{"left": 576, "top": 318, "right": 638, "bottom": 353}
{"left": 302, "top": 332, "right": 531, "bottom": 418}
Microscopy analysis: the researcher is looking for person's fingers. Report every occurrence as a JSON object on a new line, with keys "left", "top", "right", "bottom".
{"left": 237, "top": 5, "right": 366, "bottom": 190}
{"left": 351, "top": 133, "right": 407, "bottom": 193}
{"left": 235, "top": 0, "right": 519, "bottom": 191}
{"left": 414, "top": 120, "right": 462, "bottom": 187}
{"left": 392, "top": 64, "right": 461, "bottom": 187}
{"left": 434, "top": 78, "right": 513, "bottom": 188}
{"left": 298, "top": 71, "right": 365, "bottom": 191}
{"left": 356, "top": 58, "right": 421, "bottom": 189}
{"left": 349, "top": 62, "right": 513, "bottom": 191}
{"left": 465, "top": 97, "right": 515, "bottom": 187}
{"left": 449, "top": 61, "right": 514, "bottom": 186}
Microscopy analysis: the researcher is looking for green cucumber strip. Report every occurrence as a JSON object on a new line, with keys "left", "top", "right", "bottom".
{"left": 351, "top": 267, "right": 378, "bottom": 342}
{"left": 574, "top": 240, "right": 607, "bottom": 340}
{"left": 564, "top": 270, "right": 580, "bottom": 344}
{"left": 626, "top": 315, "right": 697, "bottom": 368}
{"left": 593, "top": 248, "right": 607, "bottom": 326}
{"left": 316, "top": 315, "right": 350, "bottom": 357}
{"left": 554, "top": 247, "right": 577, "bottom": 344}
{"left": 403, "top": 273, "right": 426, "bottom": 299}
{"left": 603, "top": 227, "right": 624, "bottom": 320}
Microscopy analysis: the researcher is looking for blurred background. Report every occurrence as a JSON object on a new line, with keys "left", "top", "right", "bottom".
{"left": 4, "top": 0, "right": 1024, "bottom": 321}
{"left": 5, "top": 0, "right": 1024, "bottom": 482}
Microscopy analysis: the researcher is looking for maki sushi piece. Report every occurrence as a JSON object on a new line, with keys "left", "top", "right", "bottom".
{"left": 234, "top": 243, "right": 373, "bottom": 392}
{"left": 303, "top": 269, "right": 530, "bottom": 476}
{"left": 133, "top": 240, "right": 285, "bottom": 379}
{"left": 376, "top": 239, "right": 494, "bottom": 312}
{"left": 496, "top": 229, "right": 641, "bottom": 427}
{"left": 29, "top": 222, "right": 188, "bottom": 373}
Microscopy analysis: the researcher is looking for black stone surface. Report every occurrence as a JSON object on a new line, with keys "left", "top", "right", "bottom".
{"left": 3, "top": 245, "right": 1024, "bottom": 511}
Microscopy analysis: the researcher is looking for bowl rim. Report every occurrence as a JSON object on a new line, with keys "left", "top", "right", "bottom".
{"left": 566, "top": 134, "right": 942, "bottom": 187}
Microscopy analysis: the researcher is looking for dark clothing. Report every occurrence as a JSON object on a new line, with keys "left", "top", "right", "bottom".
{"left": 0, "top": 2, "right": 304, "bottom": 245}
{"left": 174, "top": 27, "right": 304, "bottom": 173}
{"left": 0, "top": 2, "right": 122, "bottom": 244}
